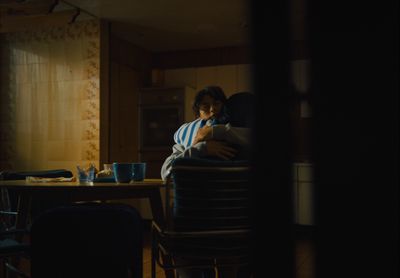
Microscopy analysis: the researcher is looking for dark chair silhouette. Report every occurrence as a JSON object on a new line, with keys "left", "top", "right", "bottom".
{"left": 30, "top": 203, "right": 143, "bottom": 278}
{"left": 0, "top": 169, "right": 73, "bottom": 278}
{"left": 0, "top": 229, "right": 30, "bottom": 278}
{"left": 151, "top": 157, "right": 252, "bottom": 278}
{"left": 0, "top": 169, "right": 73, "bottom": 230}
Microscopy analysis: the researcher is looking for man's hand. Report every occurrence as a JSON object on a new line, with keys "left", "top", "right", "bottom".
{"left": 205, "top": 140, "right": 237, "bottom": 160}
{"left": 193, "top": 125, "right": 213, "bottom": 145}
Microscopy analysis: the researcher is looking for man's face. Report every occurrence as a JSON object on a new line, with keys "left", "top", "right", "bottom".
{"left": 198, "top": 95, "right": 223, "bottom": 120}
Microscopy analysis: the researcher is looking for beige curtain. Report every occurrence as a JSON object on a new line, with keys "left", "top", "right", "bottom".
{"left": 0, "top": 20, "right": 100, "bottom": 173}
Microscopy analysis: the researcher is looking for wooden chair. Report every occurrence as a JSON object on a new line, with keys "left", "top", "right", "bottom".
{"left": 151, "top": 157, "right": 252, "bottom": 278}
{"left": 0, "top": 169, "right": 73, "bottom": 278}
{"left": 0, "top": 229, "right": 30, "bottom": 278}
{"left": 0, "top": 169, "right": 73, "bottom": 230}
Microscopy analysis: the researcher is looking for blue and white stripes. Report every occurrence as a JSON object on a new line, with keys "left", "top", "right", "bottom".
{"left": 174, "top": 118, "right": 207, "bottom": 148}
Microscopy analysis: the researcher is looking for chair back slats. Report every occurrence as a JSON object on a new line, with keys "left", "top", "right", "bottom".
{"left": 152, "top": 158, "right": 252, "bottom": 277}
{"left": 167, "top": 158, "right": 251, "bottom": 232}
{"left": 173, "top": 207, "right": 250, "bottom": 217}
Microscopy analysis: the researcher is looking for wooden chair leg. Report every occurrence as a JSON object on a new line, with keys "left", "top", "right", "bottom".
{"left": 151, "top": 229, "right": 157, "bottom": 278}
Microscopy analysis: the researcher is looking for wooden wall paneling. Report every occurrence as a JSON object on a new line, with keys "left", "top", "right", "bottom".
{"left": 152, "top": 46, "right": 251, "bottom": 69}
{"left": 109, "top": 61, "right": 120, "bottom": 163}
{"left": 220, "top": 46, "right": 252, "bottom": 65}
{"left": 110, "top": 35, "right": 152, "bottom": 79}
{"left": 183, "top": 86, "right": 196, "bottom": 122}
{"left": 237, "top": 64, "right": 253, "bottom": 93}
{"left": 163, "top": 64, "right": 254, "bottom": 97}
{"left": 152, "top": 48, "right": 220, "bottom": 69}
{"left": 117, "top": 64, "right": 140, "bottom": 163}
{"left": 163, "top": 67, "right": 196, "bottom": 88}
{"left": 108, "top": 35, "right": 152, "bottom": 165}
{"left": 195, "top": 66, "right": 218, "bottom": 91}
{"left": 215, "top": 65, "right": 237, "bottom": 97}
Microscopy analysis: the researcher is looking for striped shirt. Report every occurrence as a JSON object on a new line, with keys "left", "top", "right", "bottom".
{"left": 174, "top": 118, "right": 210, "bottom": 148}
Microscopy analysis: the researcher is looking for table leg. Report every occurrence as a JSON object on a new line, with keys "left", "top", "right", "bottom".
{"left": 7, "top": 194, "right": 30, "bottom": 278}
{"left": 15, "top": 194, "right": 30, "bottom": 232}
{"left": 148, "top": 189, "right": 164, "bottom": 227}
{"left": 149, "top": 189, "right": 175, "bottom": 278}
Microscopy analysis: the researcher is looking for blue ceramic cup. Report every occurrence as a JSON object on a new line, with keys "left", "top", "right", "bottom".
{"left": 113, "top": 163, "right": 133, "bottom": 183}
{"left": 132, "top": 163, "right": 146, "bottom": 181}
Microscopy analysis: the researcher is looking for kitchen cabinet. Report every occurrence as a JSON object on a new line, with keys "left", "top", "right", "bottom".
{"left": 138, "top": 86, "right": 195, "bottom": 178}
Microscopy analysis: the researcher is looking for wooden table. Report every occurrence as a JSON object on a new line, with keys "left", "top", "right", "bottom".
{"left": 0, "top": 179, "right": 166, "bottom": 230}
{"left": 0, "top": 178, "right": 175, "bottom": 278}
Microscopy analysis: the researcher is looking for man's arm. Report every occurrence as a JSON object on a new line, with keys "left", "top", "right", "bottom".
{"left": 160, "top": 140, "right": 237, "bottom": 181}
{"left": 193, "top": 124, "right": 251, "bottom": 146}
{"left": 161, "top": 143, "right": 206, "bottom": 181}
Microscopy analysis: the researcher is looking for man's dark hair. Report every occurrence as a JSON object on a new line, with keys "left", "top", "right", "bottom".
{"left": 226, "top": 92, "right": 254, "bottom": 128}
{"left": 192, "top": 86, "right": 227, "bottom": 117}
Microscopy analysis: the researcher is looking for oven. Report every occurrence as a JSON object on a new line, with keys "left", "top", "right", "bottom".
{"left": 138, "top": 87, "right": 195, "bottom": 178}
